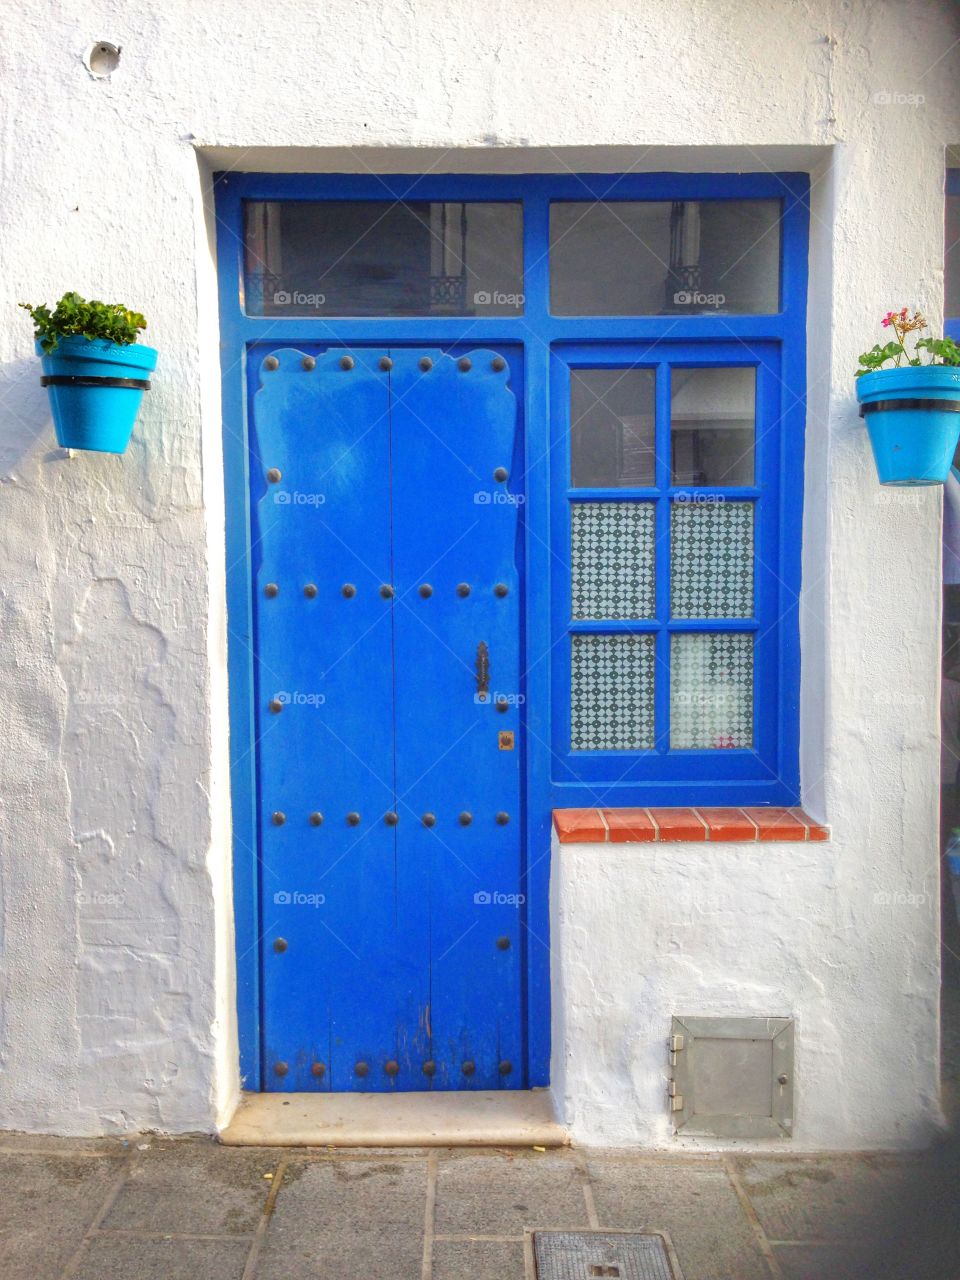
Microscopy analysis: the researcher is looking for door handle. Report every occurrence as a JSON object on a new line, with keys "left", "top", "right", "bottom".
{"left": 475, "top": 641, "right": 489, "bottom": 703}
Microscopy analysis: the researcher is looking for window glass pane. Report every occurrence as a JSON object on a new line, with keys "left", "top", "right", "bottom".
{"left": 571, "top": 368, "right": 656, "bottom": 487}
{"left": 671, "top": 367, "right": 756, "bottom": 485}
{"left": 670, "top": 633, "right": 753, "bottom": 749}
{"left": 243, "top": 200, "right": 523, "bottom": 316}
{"left": 551, "top": 200, "right": 781, "bottom": 315}
{"left": 571, "top": 634, "right": 655, "bottom": 750}
{"left": 572, "top": 503, "right": 656, "bottom": 620}
{"left": 947, "top": 194, "right": 960, "bottom": 320}
{"left": 671, "top": 501, "right": 754, "bottom": 619}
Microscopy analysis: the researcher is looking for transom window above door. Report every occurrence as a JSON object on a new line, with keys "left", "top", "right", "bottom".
{"left": 550, "top": 199, "right": 782, "bottom": 315}
{"left": 239, "top": 190, "right": 785, "bottom": 320}
{"left": 243, "top": 200, "right": 524, "bottom": 315}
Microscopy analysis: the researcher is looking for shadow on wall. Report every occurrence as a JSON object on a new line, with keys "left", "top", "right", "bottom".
{"left": 0, "top": 355, "right": 69, "bottom": 472}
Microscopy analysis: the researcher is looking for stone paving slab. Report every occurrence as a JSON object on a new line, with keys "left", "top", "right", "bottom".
{"left": 733, "top": 1154, "right": 910, "bottom": 1244}
{"left": 100, "top": 1140, "right": 273, "bottom": 1235}
{"left": 773, "top": 1241, "right": 877, "bottom": 1280}
{"left": 585, "top": 1155, "right": 770, "bottom": 1280}
{"left": 254, "top": 1155, "right": 427, "bottom": 1280}
{"left": 432, "top": 1238, "right": 527, "bottom": 1279}
{"left": 434, "top": 1148, "right": 588, "bottom": 1236}
{"left": 71, "top": 1235, "right": 252, "bottom": 1280}
{"left": 0, "top": 1134, "right": 128, "bottom": 1158}
{"left": 0, "top": 1151, "right": 122, "bottom": 1280}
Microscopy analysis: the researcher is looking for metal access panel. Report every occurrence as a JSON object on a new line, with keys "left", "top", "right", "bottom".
{"left": 530, "top": 1230, "right": 683, "bottom": 1280}
{"left": 250, "top": 346, "right": 525, "bottom": 1092}
{"left": 669, "top": 1016, "right": 794, "bottom": 1138}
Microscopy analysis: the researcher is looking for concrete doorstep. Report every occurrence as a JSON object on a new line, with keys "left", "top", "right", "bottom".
{"left": 219, "top": 1088, "right": 569, "bottom": 1147}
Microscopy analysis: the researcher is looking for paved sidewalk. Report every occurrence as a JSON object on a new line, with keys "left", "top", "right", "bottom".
{"left": 0, "top": 1133, "right": 957, "bottom": 1280}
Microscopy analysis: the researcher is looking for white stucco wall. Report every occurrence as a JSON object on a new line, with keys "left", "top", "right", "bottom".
{"left": 0, "top": 0, "right": 956, "bottom": 1142}
{"left": 550, "top": 831, "right": 943, "bottom": 1149}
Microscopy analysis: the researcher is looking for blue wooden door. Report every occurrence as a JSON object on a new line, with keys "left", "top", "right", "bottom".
{"left": 250, "top": 346, "right": 524, "bottom": 1091}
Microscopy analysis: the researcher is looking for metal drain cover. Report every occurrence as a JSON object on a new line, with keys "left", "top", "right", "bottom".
{"left": 532, "top": 1230, "right": 681, "bottom": 1280}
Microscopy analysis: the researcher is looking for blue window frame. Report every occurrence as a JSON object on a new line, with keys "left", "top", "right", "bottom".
{"left": 550, "top": 340, "right": 790, "bottom": 795}
{"left": 215, "top": 171, "right": 809, "bottom": 1086}
{"left": 947, "top": 170, "right": 960, "bottom": 343}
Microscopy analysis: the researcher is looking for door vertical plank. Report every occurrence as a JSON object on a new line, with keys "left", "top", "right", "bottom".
{"left": 391, "top": 349, "right": 524, "bottom": 1090}
{"left": 250, "top": 346, "right": 415, "bottom": 1090}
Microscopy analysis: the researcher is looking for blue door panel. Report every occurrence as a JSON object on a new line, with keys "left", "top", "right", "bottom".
{"left": 250, "top": 345, "right": 525, "bottom": 1091}
{"left": 390, "top": 350, "right": 524, "bottom": 1089}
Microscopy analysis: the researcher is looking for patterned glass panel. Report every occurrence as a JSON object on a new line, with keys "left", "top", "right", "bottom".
{"left": 670, "top": 633, "right": 753, "bottom": 749}
{"left": 571, "top": 634, "right": 656, "bottom": 750}
{"left": 671, "top": 501, "right": 754, "bottom": 619}
{"left": 572, "top": 503, "right": 656, "bottom": 620}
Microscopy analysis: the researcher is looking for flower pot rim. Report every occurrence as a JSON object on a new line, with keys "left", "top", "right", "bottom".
{"left": 856, "top": 363, "right": 960, "bottom": 401}
{"left": 36, "top": 335, "right": 158, "bottom": 370}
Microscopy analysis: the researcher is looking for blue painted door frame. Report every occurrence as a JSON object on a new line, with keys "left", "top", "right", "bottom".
{"left": 214, "top": 170, "right": 809, "bottom": 1089}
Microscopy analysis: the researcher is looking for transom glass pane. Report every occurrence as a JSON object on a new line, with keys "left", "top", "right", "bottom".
{"left": 551, "top": 200, "right": 781, "bottom": 315}
{"left": 671, "top": 367, "right": 756, "bottom": 486}
{"left": 571, "top": 634, "right": 656, "bottom": 750}
{"left": 571, "top": 368, "right": 656, "bottom": 487}
{"left": 243, "top": 201, "right": 523, "bottom": 316}
{"left": 571, "top": 503, "right": 656, "bottom": 620}
{"left": 671, "top": 501, "right": 754, "bottom": 619}
{"left": 670, "top": 633, "right": 754, "bottom": 749}
{"left": 947, "top": 194, "right": 960, "bottom": 320}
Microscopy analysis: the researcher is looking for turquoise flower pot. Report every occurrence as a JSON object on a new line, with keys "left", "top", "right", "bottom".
{"left": 38, "top": 335, "right": 158, "bottom": 454}
{"left": 856, "top": 365, "right": 960, "bottom": 486}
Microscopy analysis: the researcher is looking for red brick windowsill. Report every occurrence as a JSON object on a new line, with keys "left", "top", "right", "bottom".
{"left": 553, "top": 806, "right": 829, "bottom": 844}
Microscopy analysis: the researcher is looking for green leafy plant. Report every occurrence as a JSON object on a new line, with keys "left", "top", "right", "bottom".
{"left": 19, "top": 291, "right": 147, "bottom": 354}
{"left": 856, "top": 308, "right": 960, "bottom": 377}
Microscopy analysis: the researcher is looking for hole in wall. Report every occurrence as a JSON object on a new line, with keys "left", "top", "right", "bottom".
{"left": 85, "top": 42, "right": 121, "bottom": 78}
